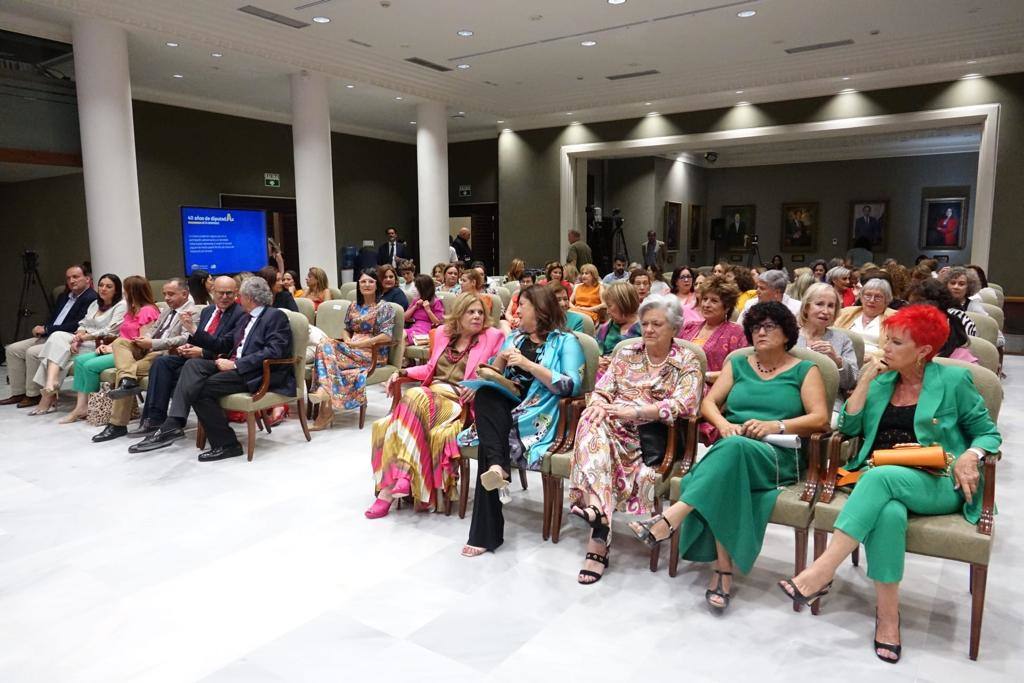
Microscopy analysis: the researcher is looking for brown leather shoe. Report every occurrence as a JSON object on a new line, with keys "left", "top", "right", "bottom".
{"left": 0, "top": 394, "right": 27, "bottom": 406}
{"left": 16, "top": 396, "right": 41, "bottom": 409}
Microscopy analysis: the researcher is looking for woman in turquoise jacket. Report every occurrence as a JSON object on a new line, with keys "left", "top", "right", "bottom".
{"left": 780, "top": 305, "right": 1001, "bottom": 663}
{"left": 460, "top": 285, "right": 584, "bottom": 556}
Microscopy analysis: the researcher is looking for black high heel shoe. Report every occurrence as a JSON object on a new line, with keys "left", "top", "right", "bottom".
{"left": 705, "top": 569, "right": 733, "bottom": 611}
{"left": 629, "top": 513, "right": 674, "bottom": 549}
{"left": 874, "top": 609, "right": 902, "bottom": 664}
{"left": 777, "top": 577, "right": 833, "bottom": 608}
{"left": 570, "top": 504, "right": 610, "bottom": 543}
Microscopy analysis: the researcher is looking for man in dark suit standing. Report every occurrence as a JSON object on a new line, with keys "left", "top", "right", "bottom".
{"left": 127, "top": 276, "right": 245, "bottom": 443}
{"left": 854, "top": 205, "right": 882, "bottom": 244}
{"left": 726, "top": 212, "right": 748, "bottom": 250}
{"left": 376, "top": 227, "right": 408, "bottom": 267}
{"left": 131, "top": 277, "right": 294, "bottom": 461}
{"left": 452, "top": 226, "right": 473, "bottom": 267}
{"left": 2, "top": 263, "right": 97, "bottom": 408}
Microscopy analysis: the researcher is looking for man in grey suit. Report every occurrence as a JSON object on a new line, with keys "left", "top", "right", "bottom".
{"left": 565, "top": 228, "right": 593, "bottom": 267}
{"left": 641, "top": 230, "right": 667, "bottom": 271}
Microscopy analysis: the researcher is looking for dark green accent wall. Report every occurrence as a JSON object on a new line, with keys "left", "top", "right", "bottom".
{"left": 449, "top": 138, "right": 498, "bottom": 205}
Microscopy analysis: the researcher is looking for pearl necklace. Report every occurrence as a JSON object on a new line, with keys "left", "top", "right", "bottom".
{"left": 644, "top": 346, "right": 670, "bottom": 368}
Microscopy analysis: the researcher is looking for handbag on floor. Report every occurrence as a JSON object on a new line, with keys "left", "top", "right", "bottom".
{"left": 87, "top": 383, "right": 113, "bottom": 426}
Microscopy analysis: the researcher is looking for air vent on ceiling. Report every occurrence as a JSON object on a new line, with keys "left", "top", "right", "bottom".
{"left": 606, "top": 69, "right": 660, "bottom": 81}
{"left": 405, "top": 57, "right": 452, "bottom": 72}
{"left": 238, "top": 6, "right": 309, "bottom": 29}
{"left": 349, "top": 38, "right": 373, "bottom": 48}
{"left": 295, "top": 0, "right": 333, "bottom": 9}
{"left": 785, "top": 39, "right": 854, "bottom": 54}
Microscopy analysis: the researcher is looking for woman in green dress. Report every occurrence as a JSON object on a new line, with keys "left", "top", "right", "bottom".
{"left": 630, "top": 301, "right": 830, "bottom": 610}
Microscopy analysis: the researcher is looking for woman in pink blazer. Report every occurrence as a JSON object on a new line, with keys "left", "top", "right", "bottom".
{"left": 367, "top": 293, "right": 506, "bottom": 518}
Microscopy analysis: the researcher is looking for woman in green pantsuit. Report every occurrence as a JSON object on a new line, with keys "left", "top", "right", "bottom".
{"left": 780, "top": 305, "right": 1001, "bottom": 663}
{"left": 630, "top": 302, "right": 829, "bottom": 610}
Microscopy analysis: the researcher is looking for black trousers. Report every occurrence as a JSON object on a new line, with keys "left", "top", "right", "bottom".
{"left": 169, "top": 359, "right": 250, "bottom": 448}
{"left": 142, "top": 354, "right": 187, "bottom": 423}
{"left": 466, "top": 386, "right": 519, "bottom": 551}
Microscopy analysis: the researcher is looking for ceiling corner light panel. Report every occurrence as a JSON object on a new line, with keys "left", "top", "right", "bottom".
{"left": 312, "top": 16, "right": 331, "bottom": 24}
{"left": 457, "top": 29, "right": 474, "bottom": 37}
{"left": 737, "top": 10, "right": 757, "bottom": 18}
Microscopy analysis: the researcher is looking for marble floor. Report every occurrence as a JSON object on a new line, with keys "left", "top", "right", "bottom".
{"left": 1, "top": 360, "right": 1022, "bottom": 683}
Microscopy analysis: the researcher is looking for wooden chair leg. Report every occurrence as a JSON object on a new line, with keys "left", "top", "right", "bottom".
{"left": 551, "top": 478, "right": 564, "bottom": 544}
{"left": 541, "top": 474, "right": 552, "bottom": 541}
{"left": 246, "top": 411, "right": 256, "bottom": 461}
{"left": 518, "top": 467, "right": 528, "bottom": 491}
{"left": 196, "top": 424, "right": 206, "bottom": 449}
{"left": 297, "top": 399, "right": 311, "bottom": 441}
{"left": 458, "top": 459, "right": 470, "bottom": 519}
{"left": 811, "top": 530, "right": 828, "bottom": 615}
{"left": 851, "top": 546, "right": 860, "bottom": 567}
{"left": 970, "top": 563, "right": 987, "bottom": 660}
{"left": 359, "top": 405, "right": 366, "bottom": 429}
{"left": 254, "top": 410, "right": 268, "bottom": 433}
{"left": 669, "top": 527, "right": 680, "bottom": 577}
{"left": 793, "top": 527, "right": 808, "bottom": 612}
{"left": 649, "top": 497, "right": 662, "bottom": 572}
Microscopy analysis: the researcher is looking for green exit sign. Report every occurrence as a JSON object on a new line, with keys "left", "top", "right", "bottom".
{"left": 264, "top": 172, "right": 281, "bottom": 188}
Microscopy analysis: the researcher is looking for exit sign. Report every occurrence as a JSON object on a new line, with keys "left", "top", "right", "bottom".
{"left": 458, "top": 184, "right": 472, "bottom": 198}
{"left": 264, "top": 172, "right": 281, "bottom": 188}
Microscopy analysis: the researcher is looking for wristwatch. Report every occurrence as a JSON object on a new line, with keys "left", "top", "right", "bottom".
{"left": 777, "top": 420, "right": 786, "bottom": 434}
{"left": 967, "top": 447, "right": 987, "bottom": 461}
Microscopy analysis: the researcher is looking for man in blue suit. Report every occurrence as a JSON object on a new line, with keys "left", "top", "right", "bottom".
{"left": 132, "top": 277, "right": 294, "bottom": 461}
{"left": 127, "top": 275, "right": 246, "bottom": 444}
{"left": 376, "top": 227, "right": 409, "bottom": 267}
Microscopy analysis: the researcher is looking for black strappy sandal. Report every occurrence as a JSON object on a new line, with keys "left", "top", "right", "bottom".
{"left": 705, "top": 569, "right": 733, "bottom": 611}
{"left": 874, "top": 610, "right": 902, "bottom": 664}
{"left": 629, "top": 513, "right": 674, "bottom": 549}
{"left": 570, "top": 504, "right": 606, "bottom": 529}
{"left": 577, "top": 545, "right": 610, "bottom": 585}
{"left": 777, "top": 577, "right": 833, "bottom": 608}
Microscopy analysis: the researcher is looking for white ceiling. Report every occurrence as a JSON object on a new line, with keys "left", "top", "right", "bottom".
{"left": 2, "top": 0, "right": 1023, "bottom": 143}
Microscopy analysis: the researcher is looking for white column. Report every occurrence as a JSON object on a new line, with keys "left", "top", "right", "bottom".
{"left": 416, "top": 101, "right": 450, "bottom": 268}
{"left": 72, "top": 18, "right": 145, "bottom": 277}
{"left": 290, "top": 70, "right": 338, "bottom": 285}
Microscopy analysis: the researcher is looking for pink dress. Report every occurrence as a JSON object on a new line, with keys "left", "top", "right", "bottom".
{"left": 405, "top": 297, "right": 445, "bottom": 345}
{"left": 119, "top": 305, "right": 161, "bottom": 339}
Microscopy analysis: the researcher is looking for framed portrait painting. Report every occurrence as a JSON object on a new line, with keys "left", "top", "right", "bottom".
{"left": 721, "top": 204, "right": 756, "bottom": 252}
{"left": 780, "top": 202, "right": 818, "bottom": 252}
{"left": 688, "top": 204, "right": 704, "bottom": 251}
{"left": 663, "top": 201, "right": 682, "bottom": 252}
{"left": 849, "top": 200, "right": 888, "bottom": 249}
{"left": 921, "top": 194, "right": 968, "bottom": 249}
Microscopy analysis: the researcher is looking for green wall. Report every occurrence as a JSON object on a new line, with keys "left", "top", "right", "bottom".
{"left": 499, "top": 72, "right": 1024, "bottom": 293}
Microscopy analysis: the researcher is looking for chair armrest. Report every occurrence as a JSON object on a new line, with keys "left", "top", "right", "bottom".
{"left": 801, "top": 431, "right": 837, "bottom": 503}
{"left": 551, "top": 396, "right": 585, "bottom": 453}
{"left": 819, "top": 434, "right": 860, "bottom": 504}
{"left": 676, "top": 415, "right": 700, "bottom": 475}
{"left": 387, "top": 375, "right": 419, "bottom": 412}
{"left": 978, "top": 451, "right": 1000, "bottom": 535}
{"left": 366, "top": 341, "right": 391, "bottom": 374}
{"left": 252, "top": 357, "right": 295, "bottom": 401}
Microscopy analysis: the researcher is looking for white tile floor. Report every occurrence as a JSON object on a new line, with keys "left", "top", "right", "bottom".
{"left": 1, "top": 360, "right": 1022, "bottom": 682}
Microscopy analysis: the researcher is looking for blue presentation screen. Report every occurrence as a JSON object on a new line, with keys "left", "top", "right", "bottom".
{"left": 180, "top": 207, "right": 267, "bottom": 274}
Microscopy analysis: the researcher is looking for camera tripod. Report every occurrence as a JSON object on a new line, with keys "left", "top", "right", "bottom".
{"left": 13, "top": 254, "right": 54, "bottom": 343}
{"left": 745, "top": 236, "right": 764, "bottom": 269}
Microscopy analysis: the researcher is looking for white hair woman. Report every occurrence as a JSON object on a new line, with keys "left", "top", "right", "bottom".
{"left": 796, "top": 283, "right": 858, "bottom": 407}
{"left": 826, "top": 266, "right": 855, "bottom": 308}
{"left": 568, "top": 295, "right": 702, "bottom": 584}
{"left": 834, "top": 278, "right": 895, "bottom": 355}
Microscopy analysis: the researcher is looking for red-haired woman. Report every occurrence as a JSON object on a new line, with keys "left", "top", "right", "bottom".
{"left": 779, "top": 305, "right": 1001, "bottom": 663}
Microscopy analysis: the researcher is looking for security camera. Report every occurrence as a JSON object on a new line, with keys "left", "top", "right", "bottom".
{"left": 704, "top": 151, "right": 719, "bottom": 163}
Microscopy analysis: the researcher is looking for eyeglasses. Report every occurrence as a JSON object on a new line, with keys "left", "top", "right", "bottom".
{"left": 750, "top": 321, "right": 780, "bottom": 334}
{"left": 861, "top": 292, "right": 885, "bottom": 301}
{"left": 677, "top": 275, "right": 693, "bottom": 281}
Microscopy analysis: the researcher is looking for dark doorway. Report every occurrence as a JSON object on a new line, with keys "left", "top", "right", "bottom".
{"left": 449, "top": 202, "right": 499, "bottom": 275}
{"left": 220, "top": 194, "right": 299, "bottom": 273}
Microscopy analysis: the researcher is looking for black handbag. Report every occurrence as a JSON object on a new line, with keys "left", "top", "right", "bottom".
{"left": 638, "top": 421, "right": 670, "bottom": 467}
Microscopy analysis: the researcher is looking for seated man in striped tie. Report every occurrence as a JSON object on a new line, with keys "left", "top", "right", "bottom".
{"left": 130, "top": 276, "right": 295, "bottom": 462}
{"left": 92, "top": 278, "right": 196, "bottom": 442}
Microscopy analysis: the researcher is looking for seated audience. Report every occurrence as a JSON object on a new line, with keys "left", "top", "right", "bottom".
{"left": 550, "top": 281, "right": 587, "bottom": 332}
{"left": 431, "top": 262, "right": 447, "bottom": 287}
{"left": 737, "top": 269, "right": 801, "bottom": 324}
{"left": 670, "top": 265, "right": 703, "bottom": 326}
{"left": 630, "top": 302, "right": 829, "bottom": 611}
{"left": 403, "top": 274, "right": 444, "bottom": 345}
{"left": 602, "top": 255, "right": 629, "bottom": 284}
{"left": 787, "top": 271, "right": 816, "bottom": 303}
{"left": 282, "top": 269, "right": 300, "bottom": 296}
{"left": 563, "top": 263, "right": 580, "bottom": 286}
{"left": 568, "top": 264, "right": 605, "bottom": 323}
{"left": 457, "top": 268, "right": 494, "bottom": 314}
{"left": 677, "top": 275, "right": 746, "bottom": 386}
{"left": 542, "top": 261, "right": 574, "bottom": 295}
{"left": 300, "top": 267, "right": 330, "bottom": 310}
{"left": 834, "top": 278, "right": 896, "bottom": 355}
{"left": 61, "top": 276, "right": 160, "bottom": 423}
{"left": 257, "top": 266, "right": 299, "bottom": 312}
{"left": 3, "top": 264, "right": 98, "bottom": 409}
{"left": 368, "top": 294, "right": 505, "bottom": 518}
{"left": 768, "top": 255, "right": 789, "bottom": 280}
{"left": 795, "top": 283, "right": 858, "bottom": 409}
{"left": 941, "top": 266, "right": 987, "bottom": 314}
{"left": 905, "top": 279, "right": 978, "bottom": 363}
{"left": 129, "top": 277, "right": 245, "bottom": 449}
{"left": 398, "top": 260, "right": 418, "bottom": 298}
{"left": 628, "top": 267, "right": 652, "bottom": 302}
{"left": 188, "top": 269, "right": 212, "bottom": 306}
{"left": 595, "top": 281, "right": 642, "bottom": 376}
{"left": 130, "top": 277, "right": 294, "bottom": 462}
{"left": 827, "top": 266, "right": 856, "bottom": 308}
{"left": 780, "top": 305, "right": 1000, "bottom": 663}
{"left": 647, "top": 265, "right": 671, "bottom": 296}
{"left": 378, "top": 264, "right": 410, "bottom": 309}
{"left": 308, "top": 268, "right": 396, "bottom": 430}
{"left": 505, "top": 258, "right": 526, "bottom": 284}
{"left": 732, "top": 266, "right": 758, "bottom": 313}
{"left": 460, "top": 285, "right": 584, "bottom": 557}
{"left": 568, "top": 295, "right": 702, "bottom": 584}
{"left": 966, "top": 263, "right": 999, "bottom": 304}
{"left": 504, "top": 271, "right": 536, "bottom": 329}
{"left": 438, "top": 263, "right": 462, "bottom": 294}
{"left": 810, "top": 259, "right": 828, "bottom": 282}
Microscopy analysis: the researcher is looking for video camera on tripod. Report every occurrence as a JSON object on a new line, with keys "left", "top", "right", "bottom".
{"left": 14, "top": 249, "right": 55, "bottom": 341}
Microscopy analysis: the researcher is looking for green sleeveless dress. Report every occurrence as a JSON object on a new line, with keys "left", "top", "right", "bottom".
{"left": 677, "top": 356, "right": 813, "bottom": 574}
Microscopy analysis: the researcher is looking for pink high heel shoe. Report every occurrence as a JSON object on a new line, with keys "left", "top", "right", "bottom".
{"left": 391, "top": 476, "right": 412, "bottom": 499}
{"left": 365, "top": 498, "right": 393, "bottom": 519}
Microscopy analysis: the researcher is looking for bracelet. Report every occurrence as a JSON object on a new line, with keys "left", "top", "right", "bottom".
{"left": 967, "top": 447, "right": 987, "bottom": 461}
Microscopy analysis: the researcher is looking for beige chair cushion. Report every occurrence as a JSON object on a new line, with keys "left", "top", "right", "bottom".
{"left": 837, "top": 326, "right": 866, "bottom": 368}
{"left": 339, "top": 282, "right": 357, "bottom": 300}
{"left": 979, "top": 302, "right": 1003, "bottom": 329}
{"left": 964, "top": 312, "right": 999, "bottom": 345}
{"left": 769, "top": 483, "right": 815, "bottom": 528}
{"left": 404, "top": 345, "right": 430, "bottom": 362}
{"left": 548, "top": 451, "right": 572, "bottom": 478}
{"left": 315, "top": 300, "right": 350, "bottom": 339}
{"left": 294, "top": 297, "right": 316, "bottom": 324}
{"left": 934, "top": 357, "right": 1003, "bottom": 421}
{"left": 966, "top": 336, "right": 999, "bottom": 375}
{"left": 976, "top": 290, "right": 998, "bottom": 306}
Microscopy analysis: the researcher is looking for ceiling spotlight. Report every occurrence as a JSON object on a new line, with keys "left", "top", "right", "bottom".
{"left": 966, "top": 60, "right": 977, "bottom": 64}
{"left": 394, "top": 96, "right": 403, "bottom": 100}
{"left": 644, "top": 101, "right": 652, "bottom": 106}
{"left": 312, "top": 16, "right": 331, "bottom": 24}
{"left": 566, "top": 112, "right": 573, "bottom": 115}
{"left": 409, "top": 121, "right": 416, "bottom": 125}
{"left": 735, "top": 90, "right": 744, "bottom": 94}
{"left": 165, "top": 42, "right": 179, "bottom": 47}
{"left": 457, "top": 63, "right": 471, "bottom": 69}
{"left": 502, "top": 128, "right": 512, "bottom": 133}
{"left": 497, "top": 120, "right": 505, "bottom": 123}
{"left": 571, "top": 121, "right": 581, "bottom": 125}
{"left": 581, "top": 40, "right": 597, "bottom": 47}
{"left": 962, "top": 73, "right": 982, "bottom": 79}
{"left": 646, "top": 111, "right": 659, "bottom": 116}
{"left": 608, "top": 0, "right": 627, "bottom": 4}
{"left": 458, "top": 111, "right": 465, "bottom": 115}
{"left": 737, "top": 10, "right": 757, "bottom": 18}
{"left": 736, "top": 100, "right": 750, "bottom": 106}
{"left": 211, "top": 52, "right": 223, "bottom": 58}
{"left": 838, "top": 88, "right": 857, "bottom": 94}
{"left": 172, "top": 74, "right": 184, "bottom": 79}
{"left": 345, "top": 84, "right": 355, "bottom": 89}
{"left": 457, "top": 29, "right": 474, "bottom": 37}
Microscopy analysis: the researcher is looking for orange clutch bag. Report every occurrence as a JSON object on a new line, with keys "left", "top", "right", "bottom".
{"left": 837, "top": 445, "right": 951, "bottom": 486}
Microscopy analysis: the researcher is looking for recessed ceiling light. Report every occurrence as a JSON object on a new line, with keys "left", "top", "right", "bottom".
{"left": 736, "top": 101, "right": 750, "bottom": 106}
{"left": 497, "top": 120, "right": 505, "bottom": 123}
{"left": 312, "top": 16, "right": 331, "bottom": 24}
{"left": 841, "top": 76, "right": 850, "bottom": 81}
{"left": 962, "top": 73, "right": 982, "bottom": 79}
{"left": 643, "top": 101, "right": 652, "bottom": 106}
{"left": 409, "top": 121, "right": 416, "bottom": 125}
{"left": 966, "top": 60, "right": 977, "bottom": 65}
{"left": 458, "top": 111, "right": 465, "bottom": 115}
{"left": 737, "top": 10, "right": 757, "bottom": 18}
{"left": 172, "top": 74, "right": 184, "bottom": 79}
{"left": 211, "top": 52, "right": 223, "bottom": 58}
{"left": 566, "top": 112, "right": 573, "bottom": 115}
{"left": 646, "top": 111, "right": 659, "bottom": 116}
{"left": 394, "top": 96, "right": 403, "bottom": 100}
{"left": 165, "top": 41, "right": 178, "bottom": 47}
{"left": 502, "top": 128, "right": 512, "bottom": 133}
{"left": 457, "top": 29, "right": 474, "bottom": 37}
{"left": 345, "top": 84, "right": 355, "bottom": 89}
{"left": 580, "top": 40, "right": 597, "bottom": 47}
{"left": 608, "top": 0, "right": 627, "bottom": 4}
{"left": 571, "top": 121, "right": 581, "bottom": 125}
{"left": 838, "top": 88, "right": 857, "bottom": 94}
{"left": 735, "top": 90, "right": 744, "bottom": 94}
{"left": 457, "top": 63, "right": 471, "bottom": 69}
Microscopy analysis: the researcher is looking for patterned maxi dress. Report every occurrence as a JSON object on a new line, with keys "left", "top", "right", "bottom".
{"left": 569, "top": 340, "right": 702, "bottom": 518}
{"left": 313, "top": 302, "right": 396, "bottom": 410}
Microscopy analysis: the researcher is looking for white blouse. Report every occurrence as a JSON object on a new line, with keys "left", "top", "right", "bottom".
{"left": 78, "top": 300, "right": 127, "bottom": 339}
